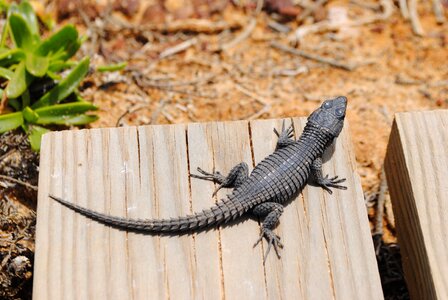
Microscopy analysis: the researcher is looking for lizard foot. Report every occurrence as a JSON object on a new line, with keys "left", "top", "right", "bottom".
{"left": 274, "top": 120, "right": 295, "bottom": 149}
{"left": 273, "top": 120, "right": 294, "bottom": 140}
{"left": 318, "top": 175, "right": 347, "bottom": 194}
{"left": 254, "top": 228, "right": 284, "bottom": 263}
{"left": 191, "top": 163, "right": 249, "bottom": 196}
{"left": 190, "top": 167, "right": 226, "bottom": 196}
{"left": 274, "top": 120, "right": 294, "bottom": 139}
{"left": 191, "top": 167, "right": 225, "bottom": 181}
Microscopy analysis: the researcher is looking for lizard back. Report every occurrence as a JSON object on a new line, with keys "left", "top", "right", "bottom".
{"left": 230, "top": 122, "right": 334, "bottom": 209}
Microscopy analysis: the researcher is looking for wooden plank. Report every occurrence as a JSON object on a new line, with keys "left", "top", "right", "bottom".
{"left": 250, "top": 118, "right": 317, "bottom": 300}
{"left": 304, "top": 119, "right": 382, "bottom": 299}
{"left": 34, "top": 118, "right": 382, "bottom": 299}
{"left": 384, "top": 110, "right": 448, "bottom": 300}
{"left": 126, "top": 126, "right": 158, "bottom": 300}
{"left": 187, "top": 123, "right": 223, "bottom": 299}
{"left": 206, "top": 121, "right": 267, "bottom": 300}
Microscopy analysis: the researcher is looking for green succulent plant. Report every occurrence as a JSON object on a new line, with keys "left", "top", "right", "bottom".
{"left": 0, "top": 1, "right": 98, "bottom": 150}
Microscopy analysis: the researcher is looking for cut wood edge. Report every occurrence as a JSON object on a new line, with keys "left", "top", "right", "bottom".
{"left": 384, "top": 116, "right": 437, "bottom": 299}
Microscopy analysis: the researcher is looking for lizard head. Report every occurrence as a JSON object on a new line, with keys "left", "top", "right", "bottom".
{"left": 307, "top": 96, "right": 347, "bottom": 137}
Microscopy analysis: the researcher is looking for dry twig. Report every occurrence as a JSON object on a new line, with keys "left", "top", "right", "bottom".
{"left": 373, "top": 168, "right": 388, "bottom": 255}
{"left": 0, "top": 175, "right": 37, "bottom": 191}
{"left": 159, "top": 38, "right": 198, "bottom": 59}
{"left": 398, "top": 0, "right": 410, "bottom": 19}
{"left": 132, "top": 73, "right": 216, "bottom": 98}
{"left": 161, "top": 110, "right": 175, "bottom": 123}
{"left": 143, "top": 74, "right": 215, "bottom": 88}
{"left": 234, "top": 83, "right": 271, "bottom": 119}
{"left": 77, "top": 7, "right": 108, "bottom": 57}
{"left": 268, "top": 20, "right": 291, "bottom": 33}
{"left": 220, "top": 18, "right": 257, "bottom": 51}
{"left": 115, "top": 106, "right": 149, "bottom": 127}
{"left": 247, "top": 105, "right": 271, "bottom": 120}
{"left": 273, "top": 66, "right": 308, "bottom": 76}
{"left": 385, "top": 193, "right": 395, "bottom": 230}
{"left": 408, "top": 0, "right": 425, "bottom": 36}
{"left": 234, "top": 83, "right": 270, "bottom": 106}
{"left": 395, "top": 74, "right": 422, "bottom": 85}
{"left": 0, "top": 132, "right": 29, "bottom": 162}
{"left": 432, "top": 0, "right": 446, "bottom": 24}
{"left": 270, "top": 41, "right": 358, "bottom": 71}
{"left": 375, "top": 168, "right": 387, "bottom": 236}
{"left": 219, "top": 0, "right": 263, "bottom": 51}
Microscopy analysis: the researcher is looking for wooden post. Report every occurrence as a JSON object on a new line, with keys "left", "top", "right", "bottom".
{"left": 385, "top": 110, "right": 448, "bottom": 300}
{"left": 34, "top": 118, "right": 383, "bottom": 299}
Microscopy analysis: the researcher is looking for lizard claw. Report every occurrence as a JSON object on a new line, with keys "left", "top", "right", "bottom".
{"left": 191, "top": 167, "right": 224, "bottom": 181}
{"left": 274, "top": 120, "right": 295, "bottom": 150}
{"left": 195, "top": 167, "right": 221, "bottom": 177}
{"left": 254, "top": 228, "right": 284, "bottom": 263}
{"left": 318, "top": 174, "right": 347, "bottom": 194}
{"left": 191, "top": 167, "right": 228, "bottom": 196}
{"left": 274, "top": 120, "right": 294, "bottom": 140}
{"left": 211, "top": 185, "right": 223, "bottom": 196}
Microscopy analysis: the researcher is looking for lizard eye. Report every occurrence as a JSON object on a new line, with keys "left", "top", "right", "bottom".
{"left": 323, "top": 101, "right": 332, "bottom": 109}
{"left": 335, "top": 108, "right": 345, "bottom": 117}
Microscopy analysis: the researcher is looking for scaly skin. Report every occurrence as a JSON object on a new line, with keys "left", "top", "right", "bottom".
{"left": 50, "top": 96, "right": 348, "bottom": 260}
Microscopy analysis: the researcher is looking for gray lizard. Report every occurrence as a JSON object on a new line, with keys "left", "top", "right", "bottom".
{"left": 50, "top": 96, "right": 348, "bottom": 260}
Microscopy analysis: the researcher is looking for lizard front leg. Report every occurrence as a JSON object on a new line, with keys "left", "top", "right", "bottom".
{"left": 310, "top": 157, "right": 347, "bottom": 194}
{"left": 274, "top": 120, "right": 295, "bottom": 149}
{"left": 252, "top": 202, "right": 284, "bottom": 262}
{"left": 190, "top": 162, "right": 249, "bottom": 196}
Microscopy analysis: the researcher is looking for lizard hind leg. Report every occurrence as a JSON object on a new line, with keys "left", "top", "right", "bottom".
{"left": 190, "top": 162, "right": 249, "bottom": 196}
{"left": 252, "top": 202, "right": 284, "bottom": 262}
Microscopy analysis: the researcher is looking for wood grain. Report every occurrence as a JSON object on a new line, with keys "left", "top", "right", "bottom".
{"left": 385, "top": 110, "right": 448, "bottom": 300}
{"left": 34, "top": 118, "right": 382, "bottom": 299}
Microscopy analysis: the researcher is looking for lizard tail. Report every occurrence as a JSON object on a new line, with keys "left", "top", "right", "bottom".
{"left": 49, "top": 195, "right": 247, "bottom": 233}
